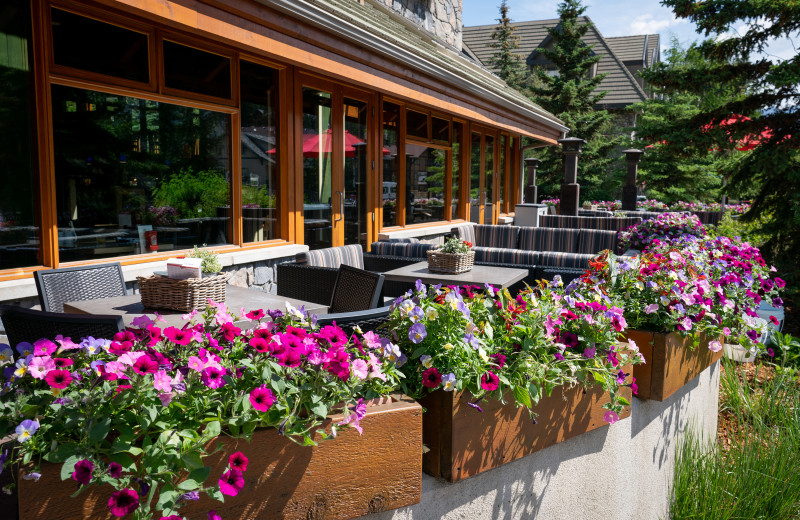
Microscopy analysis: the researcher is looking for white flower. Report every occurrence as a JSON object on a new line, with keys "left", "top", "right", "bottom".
{"left": 426, "top": 307, "right": 439, "bottom": 320}
{"left": 420, "top": 355, "right": 433, "bottom": 368}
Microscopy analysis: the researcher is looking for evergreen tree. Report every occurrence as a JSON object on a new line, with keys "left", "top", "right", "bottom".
{"left": 528, "top": 0, "right": 624, "bottom": 201}
{"left": 629, "top": 39, "right": 751, "bottom": 204}
{"left": 488, "top": 0, "right": 527, "bottom": 90}
{"left": 652, "top": 0, "right": 800, "bottom": 276}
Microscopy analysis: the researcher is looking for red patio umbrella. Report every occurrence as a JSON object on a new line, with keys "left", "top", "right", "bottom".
{"left": 266, "top": 129, "right": 391, "bottom": 156}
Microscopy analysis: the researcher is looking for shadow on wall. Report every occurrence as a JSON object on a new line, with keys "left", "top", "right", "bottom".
{"left": 631, "top": 360, "right": 720, "bottom": 470}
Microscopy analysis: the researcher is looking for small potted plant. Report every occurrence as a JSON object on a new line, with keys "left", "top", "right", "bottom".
{"left": 187, "top": 245, "right": 223, "bottom": 278}
{"left": 426, "top": 235, "right": 474, "bottom": 274}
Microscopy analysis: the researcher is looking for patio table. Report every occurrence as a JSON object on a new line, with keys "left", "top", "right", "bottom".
{"left": 63, "top": 285, "right": 327, "bottom": 329}
{"left": 382, "top": 261, "right": 528, "bottom": 289}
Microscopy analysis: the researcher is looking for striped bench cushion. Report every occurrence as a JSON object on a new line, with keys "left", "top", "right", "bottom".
{"left": 474, "top": 225, "right": 520, "bottom": 248}
{"left": 386, "top": 238, "right": 420, "bottom": 243}
{"left": 473, "top": 247, "right": 538, "bottom": 266}
{"left": 537, "top": 251, "right": 595, "bottom": 269}
{"left": 296, "top": 244, "right": 364, "bottom": 269}
{"left": 518, "top": 227, "right": 579, "bottom": 252}
{"left": 577, "top": 229, "right": 619, "bottom": 254}
{"left": 370, "top": 242, "right": 434, "bottom": 258}
{"left": 578, "top": 209, "right": 613, "bottom": 217}
{"left": 596, "top": 217, "right": 642, "bottom": 231}
{"left": 451, "top": 224, "right": 476, "bottom": 244}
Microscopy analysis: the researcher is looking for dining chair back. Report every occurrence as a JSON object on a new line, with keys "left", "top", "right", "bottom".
{"left": 0, "top": 304, "right": 124, "bottom": 347}
{"left": 34, "top": 262, "right": 127, "bottom": 312}
{"left": 328, "top": 264, "right": 384, "bottom": 314}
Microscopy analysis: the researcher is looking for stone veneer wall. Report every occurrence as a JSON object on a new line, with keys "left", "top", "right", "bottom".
{"left": 374, "top": 0, "right": 463, "bottom": 50}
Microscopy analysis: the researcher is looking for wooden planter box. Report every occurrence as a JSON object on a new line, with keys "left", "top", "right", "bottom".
{"left": 19, "top": 396, "right": 422, "bottom": 520}
{"left": 624, "top": 330, "right": 723, "bottom": 401}
{"left": 419, "top": 372, "right": 632, "bottom": 482}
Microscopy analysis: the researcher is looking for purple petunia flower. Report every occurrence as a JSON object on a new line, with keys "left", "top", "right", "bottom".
{"left": 108, "top": 462, "right": 122, "bottom": 479}
{"left": 178, "top": 491, "right": 200, "bottom": 502}
{"left": 200, "top": 367, "right": 227, "bottom": 389}
{"left": 107, "top": 489, "right": 139, "bottom": 517}
{"left": 72, "top": 459, "right": 94, "bottom": 486}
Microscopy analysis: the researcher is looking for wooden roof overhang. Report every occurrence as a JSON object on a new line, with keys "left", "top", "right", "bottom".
{"left": 91, "top": 0, "right": 567, "bottom": 143}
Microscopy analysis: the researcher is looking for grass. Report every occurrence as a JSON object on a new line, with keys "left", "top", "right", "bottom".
{"left": 669, "top": 357, "right": 800, "bottom": 519}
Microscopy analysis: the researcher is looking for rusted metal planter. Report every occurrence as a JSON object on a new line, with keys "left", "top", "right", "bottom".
{"left": 624, "top": 330, "right": 722, "bottom": 401}
{"left": 19, "top": 396, "right": 422, "bottom": 520}
{"left": 419, "top": 371, "right": 632, "bottom": 483}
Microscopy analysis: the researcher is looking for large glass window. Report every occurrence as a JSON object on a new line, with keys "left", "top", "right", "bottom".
{"left": 451, "top": 122, "right": 463, "bottom": 220}
{"left": 51, "top": 8, "right": 150, "bottom": 84}
{"left": 484, "top": 135, "right": 494, "bottom": 224}
{"left": 51, "top": 85, "right": 231, "bottom": 262}
{"left": 240, "top": 60, "right": 279, "bottom": 243}
{"left": 406, "top": 109, "right": 428, "bottom": 141}
{"left": 344, "top": 98, "right": 369, "bottom": 248}
{"left": 163, "top": 40, "right": 231, "bottom": 99}
{"left": 382, "top": 102, "right": 400, "bottom": 228}
{"left": 470, "top": 132, "right": 481, "bottom": 224}
{"left": 406, "top": 146, "right": 446, "bottom": 225}
{"left": 301, "top": 88, "right": 333, "bottom": 250}
{"left": 499, "top": 135, "right": 506, "bottom": 214}
{"left": 0, "top": 0, "right": 39, "bottom": 269}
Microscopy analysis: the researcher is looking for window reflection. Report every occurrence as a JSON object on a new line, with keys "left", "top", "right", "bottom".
{"left": 302, "top": 88, "right": 333, "bottom": 250}
{"left": 52, "top": 85, "right": 231, "bottom": 262}
{"left": 406, "top": 145, "right": 446, "bottom": 225}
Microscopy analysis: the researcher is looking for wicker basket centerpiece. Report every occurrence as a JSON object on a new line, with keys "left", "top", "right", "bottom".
{"left": 138, "top": 273, "right": 228, "bottom": 312}
{"left": 427, "top": 236, "right": 475, "bottom": 274}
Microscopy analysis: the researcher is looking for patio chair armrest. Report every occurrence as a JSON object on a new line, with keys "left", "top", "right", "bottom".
{"left": 276, "top": 263, "right": 339, "bottom": 306}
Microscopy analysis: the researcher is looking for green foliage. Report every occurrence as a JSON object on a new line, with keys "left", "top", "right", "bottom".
{"left": 528, "top": 0, "right": 625, "bottom": 200}
{"left": 187, "top": 245, "right": 222, "bottom": 274}
{"left": 152, "top": 168, "right": 229, "bottom": 219}
{"left": 671, "top": 357, "right": 800, "bottom": 519}
{"left": 629, "top": 38, "right": 749, "bottom": 204}
{"left": 242, "top": 186, "right": 276, "bottom": 208}
{"left": 489, "top": 1, "right": 527, "bottom": 91}
{"left": 651, "top": 0, "right": 800, "bottom": 292}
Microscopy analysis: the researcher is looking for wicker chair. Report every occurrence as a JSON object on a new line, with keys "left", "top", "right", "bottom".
{"left": 328, "top": 264, "right": 385, "bottom": 314}
{"left": 0, "top": 304, "right": 124, "bottom": 347}
{"left": 315, "top": 305, "right": 393, "bottom": 335}
{"left": 34, "top": 262, "right": 127, "bottom": 312}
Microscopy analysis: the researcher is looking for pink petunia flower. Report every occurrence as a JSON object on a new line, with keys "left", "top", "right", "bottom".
{"left": 28, "top": 356, "right": 55, "bottom": 380}
{"left": 132, "top": 355, "right": 158, "bottom": 375}
{"left": 45, "top": 369, "right": 73, "bottom": 389}
{"left": 708, "top": 340, "right": 722, "bottom": 353}
{"left": 350, "top": 359, "right": 368, "bottom": 380}
{"left": 249, "top": 385, "right": 275, "bottom": 412}
{"left": 480, "top": 371, "right": 500, "bottom": 391}
{"left": 337, "top": 398, "right": 367, "bottom": 434}
{"left": 218, "top": 469, "right": 245, "bottom": 496}
{"left": 229, "top": 452, "right": 249, "bottom": 472}
{"left": 201, "top": 367, "right": 227, "bottom": 389}
{"left": 33, "top": 339, "right": 57, "bottom": 356}
{"left": 208, "top": 511, "right": 222, "bottom": 520}
{"left": 108, "top": 462, "right": 123, "bottom": 479}
{"left": 603, "top": 410, "right": 620, "bottom": 424}
{"left": 164, "top": 327, "right": 193, "bottom": 345}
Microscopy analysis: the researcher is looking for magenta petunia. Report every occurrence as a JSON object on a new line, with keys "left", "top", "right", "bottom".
{"left": 164, "top": 327, "right": 193, "bottom": 345}
{"left": 249, "top": 336, "right": 271, "bottom": 353}
{"left": 218, "top": 468, "right": 245, "bottom": 496}
{"left": 132, "top": 355, "right": 159, "bottom": 375}
{"left": 421, "top": 367, "right": 442, "bottom": 389}
{"left": 108, "top": 462, "right": 123, "bottom": 478}
{"left": 603, "top": 410, "right": 620, "bottom": 424}
{"left": 229, "top": 451, "right": 249, "bottom": 472}
{"left": 208, "top": 511, "right": 222, "bottom": 520}
{"left": 45, "top": 369, "right": 73, "bottom": 389}
{"left": 107, "top": 488, "right": 139, "bottom": 517}
{"left": 160, "top": 516, "right": 183, "bottom": 520}
{"left": 480, "top": 371, "right": 500, "bottom": 392}
{"left": 52, "top": 358, "right": 74, "bottom": 368}
{"left": 220, "top": 322, "right": 241, "bottom": 342}
{"left": 33, "top": 338, "right": 57, "bottom": 356}
{"left": 249, "top": 385, "right": 275, "bottom": 412}
{"left": 246, "top": 309, "right": 265, "bottom": 320}
{"left": 72, "top": 459, "right": 94, "bottom": 486}
{"left": 201, "top": 367, "right": 227, "bottom": 389}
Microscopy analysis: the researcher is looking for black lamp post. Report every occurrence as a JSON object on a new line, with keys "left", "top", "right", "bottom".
{"left": 558, "top": 137, "right": 585, "bottom": 216}
{"left": 621, "top": 148, "right": 644, "bottom": 211}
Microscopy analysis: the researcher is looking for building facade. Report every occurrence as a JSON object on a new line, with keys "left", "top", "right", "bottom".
{"left": 0, "top": 0, "right": 566, "bottom": 300}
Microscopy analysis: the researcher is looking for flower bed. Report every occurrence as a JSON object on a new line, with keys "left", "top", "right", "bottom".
{"left": 385, "top": 280, "right": 642, "bottom": 479}
{"left": 618, "top": 213, "right": 707, "bottom": 252}
{"left": 1, "top": 304, "right": 413, "bottom": 519}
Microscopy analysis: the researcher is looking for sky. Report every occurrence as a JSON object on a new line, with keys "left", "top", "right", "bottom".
{"left": 461, "top": 0, "right": 797, "bottom": 63}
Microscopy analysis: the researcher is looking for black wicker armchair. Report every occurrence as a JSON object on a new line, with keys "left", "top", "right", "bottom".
{"left": 0, "top": 304, "right": 124, "bottom": 346}
{"left": 315, "top": 305, "right": 393, "bottom": 335}
{"left": 328, "top": 265, "right": 384, "bottom": 314}
{"left": 34, "top": 262, "right": 127, "bottom": 312}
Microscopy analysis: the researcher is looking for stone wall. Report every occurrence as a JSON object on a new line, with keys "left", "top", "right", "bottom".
{"left": 357, "top": 361, "right": 721, "bottom": 520}
{"left": 374, "top": 0, "right": 463, "bottom": 50}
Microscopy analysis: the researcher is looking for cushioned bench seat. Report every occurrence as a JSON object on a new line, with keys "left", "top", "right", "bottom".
{"left": 540, "top": 215, "right": 642, "bottom": 231}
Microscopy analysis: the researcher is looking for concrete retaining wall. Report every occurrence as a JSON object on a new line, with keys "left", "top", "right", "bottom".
{"left": 360, "top": 360, "right": 720, "bottom": 520}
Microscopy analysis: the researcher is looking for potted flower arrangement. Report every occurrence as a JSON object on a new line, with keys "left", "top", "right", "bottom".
{"left": 617, "top": 213, "right": 707, "bottom": 253}
{"left": 426, "top": 235, "right": 474, "bottom": 274}
{"left": 589, "top": 235, "right": 784, "bottom": 400}
{"left": 187, "top": 245, "right": 223, "bottom": 277}
{"left": 0, "top": 302, "right": 421, "bottom": 520}
{"left": 384, "top": 279, "right": 642, "bottom": 481}
{"left": 541, "top": 198, "right": 560, "bottom": 214}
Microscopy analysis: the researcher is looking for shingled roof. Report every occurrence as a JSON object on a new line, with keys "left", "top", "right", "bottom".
{"left": 462, "top": 17, "right": 656, "bottom": 110}
{"left": 272, "top": 0, "right": 567, "bottom": 138}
